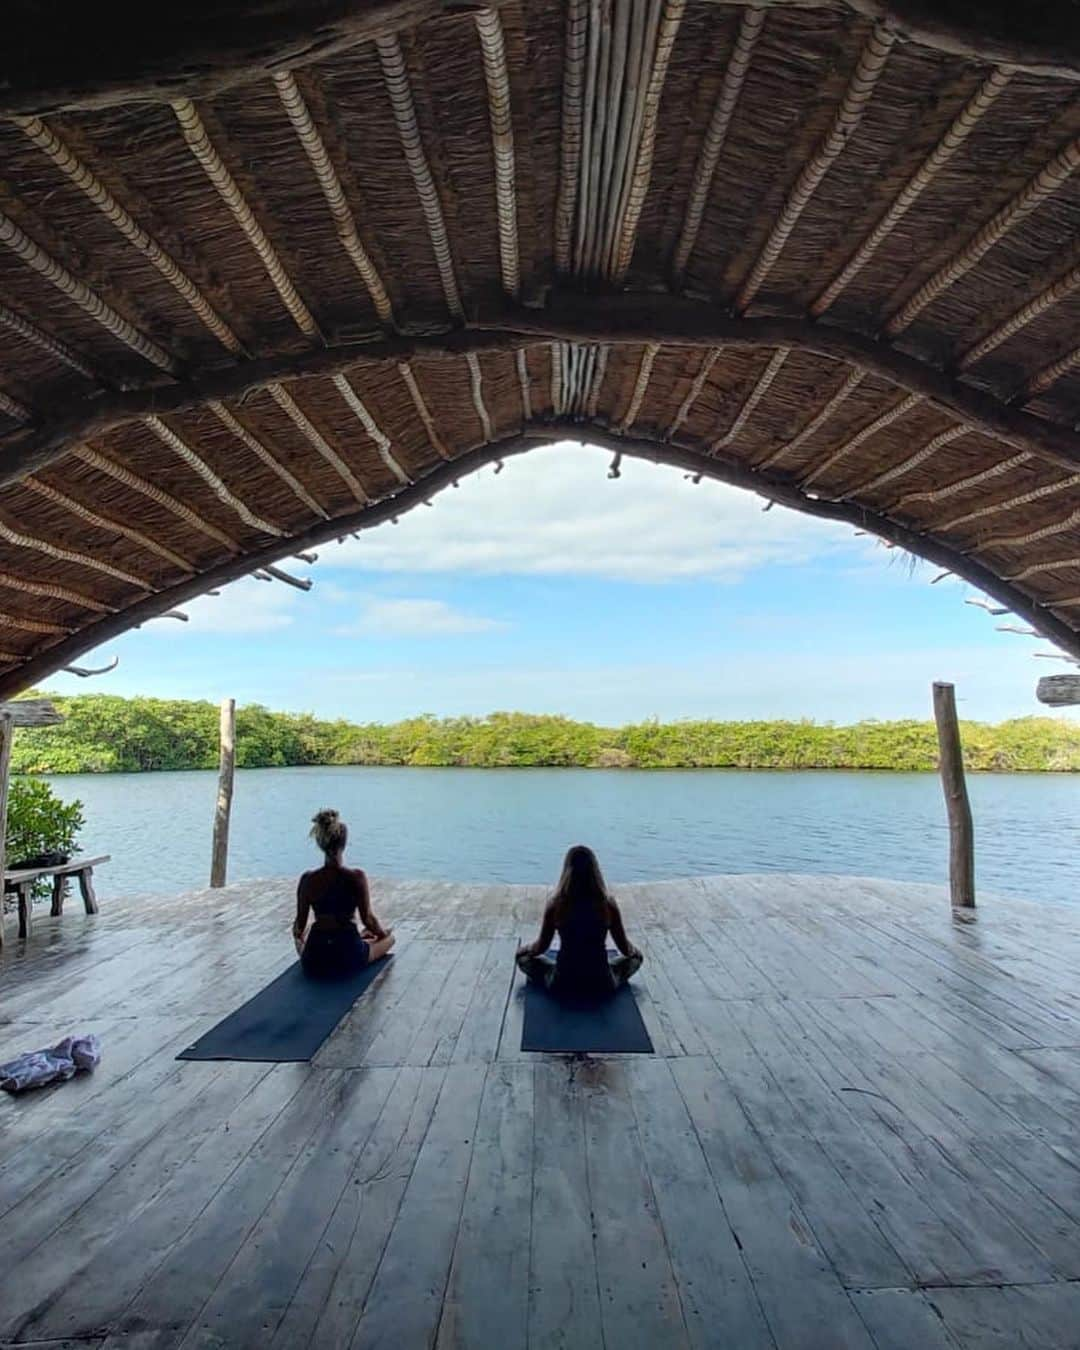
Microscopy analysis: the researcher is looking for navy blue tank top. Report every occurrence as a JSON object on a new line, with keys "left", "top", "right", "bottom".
{"left": 554, "top": 900, "right": 613, "bottom": 996}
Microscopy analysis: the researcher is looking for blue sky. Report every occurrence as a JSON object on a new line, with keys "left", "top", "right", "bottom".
{"left": 45, "top": 440, "right": 1073, "bottom": 724}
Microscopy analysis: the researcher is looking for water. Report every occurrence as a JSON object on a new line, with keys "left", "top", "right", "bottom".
{"left": 39, "top": 766, "right": 1080, "bottom": 906}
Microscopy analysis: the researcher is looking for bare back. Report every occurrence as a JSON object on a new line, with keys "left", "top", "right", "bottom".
{"left": 300, "top": 865, "right": 363, "bottom": 928}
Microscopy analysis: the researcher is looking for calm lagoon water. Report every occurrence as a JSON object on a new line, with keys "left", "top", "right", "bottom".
{"left": 40, "top": 765, "right": 1080, "bottom": 907}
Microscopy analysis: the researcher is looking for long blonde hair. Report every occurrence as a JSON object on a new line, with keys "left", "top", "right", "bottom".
{"left": 551, "top": 844, "right": 610, "bottom": 924}
{"left": 311, "top": 807, "right": 347, "bottom": 857}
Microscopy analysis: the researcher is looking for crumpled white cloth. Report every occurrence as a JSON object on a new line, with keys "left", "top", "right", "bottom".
{"left": 0, "top": 1033, "right": 101, "bottom": 1094}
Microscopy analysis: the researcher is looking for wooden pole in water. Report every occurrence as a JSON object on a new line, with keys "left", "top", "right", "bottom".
{"left": 210, "top": 697, "right": 235, "bottom": 888}
{"left": 932, "top": 681, "right": 975, "bottom": 911}
{"left": 0, "top": 712, "right": 12, "bottom": 948}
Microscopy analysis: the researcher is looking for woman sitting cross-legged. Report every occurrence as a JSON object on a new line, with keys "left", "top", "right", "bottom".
{"left": 294, "top": 809, "right": 395, "bottom": 978}
{"left": 516, "top": 844, "right": 642, "bottom": 999}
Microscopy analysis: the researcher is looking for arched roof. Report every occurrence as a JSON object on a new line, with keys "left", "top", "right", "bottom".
{"left": 1, "top": 0, "right": 1080, "bottom": 694}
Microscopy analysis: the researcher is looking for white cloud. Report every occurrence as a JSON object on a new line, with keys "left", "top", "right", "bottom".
{"left": 327, "top": 441, "right": 859, "bottom": 582}
{"left": 169, "top": 575, "right": 303, "bottom": 635}
{"left": 336, "top": 597, "right": 505, "bottom": 637}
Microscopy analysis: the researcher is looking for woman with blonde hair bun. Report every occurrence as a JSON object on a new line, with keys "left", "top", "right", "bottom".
{"left": 294, "top": 808, "right": 395, "bottom": 977}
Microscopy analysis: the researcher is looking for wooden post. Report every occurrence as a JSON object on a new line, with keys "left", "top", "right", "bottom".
{"left": 1036, "top": 674, "right": 1080, "bottom": 706}
{"left": 932, "top": 681, "right": 975, "bottom": 911}
{"left": 210, "top": 697, "right": 235, "bottom": 888}
{"left": 0, "top": 712, "right": 12, "bottom": 949}
{"left": 78, "top": 866, "right": 99, "bottom": 914}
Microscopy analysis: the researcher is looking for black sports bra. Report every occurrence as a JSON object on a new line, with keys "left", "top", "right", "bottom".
{"left": 308, "top": 868, "right": 360, "bottom": 924}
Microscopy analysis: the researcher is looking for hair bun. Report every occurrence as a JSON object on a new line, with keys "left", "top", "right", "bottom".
{"left": 310, "top": 808, "right": 347, "bottom": 853}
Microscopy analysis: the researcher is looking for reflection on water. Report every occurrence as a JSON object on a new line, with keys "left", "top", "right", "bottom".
{"left": 41, "top": 765, "right": 1080, "bottom": 906}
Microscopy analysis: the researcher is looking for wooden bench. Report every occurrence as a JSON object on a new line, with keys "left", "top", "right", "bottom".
{"left": 3, "top": 855, "right": 109, "bottom": 939}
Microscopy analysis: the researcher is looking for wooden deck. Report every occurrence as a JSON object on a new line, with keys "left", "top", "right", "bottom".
{"left": 1, "top": 873, "right": 1079, "bottom": 1349}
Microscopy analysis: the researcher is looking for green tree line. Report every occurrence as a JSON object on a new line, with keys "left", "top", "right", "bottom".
{"left": 9, "top": 692, "right": 1080, "bottom": 774}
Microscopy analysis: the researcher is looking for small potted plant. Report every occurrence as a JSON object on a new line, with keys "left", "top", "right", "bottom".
{"left": 4, "top": 778, "right": 84, "bottom": 908}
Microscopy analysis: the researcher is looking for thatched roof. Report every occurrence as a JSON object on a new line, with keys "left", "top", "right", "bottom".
{"left": 1, "top": 0, "right": 1080, "bottom": 691}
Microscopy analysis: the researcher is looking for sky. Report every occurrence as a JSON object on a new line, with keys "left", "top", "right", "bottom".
{"left": 43, "top": 439, "right": 1074, "bottom": 725}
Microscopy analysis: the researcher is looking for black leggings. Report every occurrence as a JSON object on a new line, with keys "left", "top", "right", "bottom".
{"left": 301, "top": 927, "right": 370, "bottom": 979}
{"left": 516, "top": 949, "right": 643, "bottom": 995}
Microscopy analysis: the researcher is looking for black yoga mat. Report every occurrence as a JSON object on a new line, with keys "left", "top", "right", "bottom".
{"left": 520, "top": 982, "right": 654, "bottom": 1054}
{"left": 178, "top": 956, "right": 391, "bottom": 1063}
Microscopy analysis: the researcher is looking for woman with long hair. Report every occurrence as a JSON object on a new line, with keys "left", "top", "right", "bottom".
{"left": 516, "top": 844, "right": 642, "bottom": 998}
{"left": 294, "top": 809, "right": 395, "bottom": 978}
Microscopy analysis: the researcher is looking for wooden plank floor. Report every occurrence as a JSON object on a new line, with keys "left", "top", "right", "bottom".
{"left": 2, "top": 873, "right": 1079, "bottom": 1349}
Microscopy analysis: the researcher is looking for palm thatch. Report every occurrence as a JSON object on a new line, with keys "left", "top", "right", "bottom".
{"left": 0, "top": 0, "right": 1079, "bottom": 691}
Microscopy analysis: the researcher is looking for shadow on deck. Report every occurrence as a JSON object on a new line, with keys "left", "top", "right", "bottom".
{"left": 1, "top": 874, "right": 1079, "bottom": 1349}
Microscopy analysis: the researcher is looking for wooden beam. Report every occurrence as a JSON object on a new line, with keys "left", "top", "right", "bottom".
{"left": 0, "top": 698, "right": 62, "bottom": 727}
{"left": 11, "top": 293, "right": 1080, "bottom": 487}
{"left": 377, "top": 33, "right": 464, "bottom": 316}
{"left": 840, "top": 0, "right": 1080, "bottom": 82}
{"left": 672, "top": 7, "right": 764, "bottom": 285}
{"left": 0, "top": 711, "right": 12, "bottom": 950}
{"left": 812, "top": 68, "right": 1014, "bottom": 318}
{"left": 486, "top": 298, "right": 1080, "bottom": 475}
{"left": 932, "top": 681, "right": 975, "bottom": 912}
{"left": 3, "top": 0, "right": 1078, "bottom": 118}
{"left": 0, "top": 0, "right": 504, "bottom": 117}
{"left": 1036, "top": 674, "right": 1080, "bottom": 706}
{"left": 209, "top": 697, "right": 236, "bottom": 889}
{"left": 473, "top": 8, "right": 521, "bottom": 297}
{"left": 699, "top": 0, "right": 1080, "bottom": 81}
{"left": 735, "top": 24, "right": 896, "bottom": 310}
{"left": 2, "top": 419, "right": 1080, "bottom": 699}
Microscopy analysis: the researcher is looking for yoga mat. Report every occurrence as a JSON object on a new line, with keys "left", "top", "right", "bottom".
{"left": 178, "top": 956, "right": 391, "bottom": 1063}
{"left": 521, "top": 982, "right": 654, "bottom": 1054}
